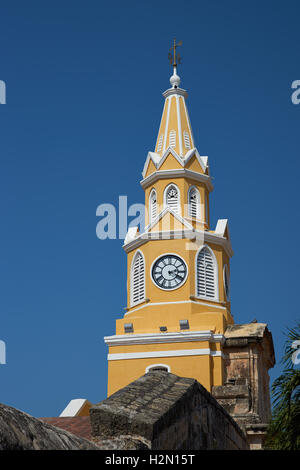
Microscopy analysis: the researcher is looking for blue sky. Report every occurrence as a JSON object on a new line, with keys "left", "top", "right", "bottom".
{"left": 0, "top": 0, "right": 299, "bottom": 417}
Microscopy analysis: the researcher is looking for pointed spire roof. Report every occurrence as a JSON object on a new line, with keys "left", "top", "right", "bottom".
{"left": 155, "top": 53, "right": 195, "bottom": 158}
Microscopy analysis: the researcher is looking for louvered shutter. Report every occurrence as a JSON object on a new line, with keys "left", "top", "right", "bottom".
{"left": 196, "top": 247, "right": 216, "bottom": 299}
{"left": 169, "top": 130, "right": 176, "bottom": 148}
{"left": 131, "top": 252, "right": 145, "bottom": 305}
{"left": 183, "top": 131, "right": 191, "bottom": 149}
{"left": 166, "top": 185, "right": 179, "bottom": 214}
{"left": 150, "top": 190, "right": 157, "bottom": 223}
{"left": 157, "top": 134, "right": 164, "bottom": 153}
{"left": 188, "top": 187, "right": 199, "bottom": 218}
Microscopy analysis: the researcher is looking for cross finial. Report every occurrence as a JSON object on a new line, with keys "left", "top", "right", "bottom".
{"left": 168, "top": 38, "right": 182, "bottom": 69}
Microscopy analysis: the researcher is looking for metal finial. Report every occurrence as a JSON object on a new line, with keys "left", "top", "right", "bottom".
{"left": 168, "top": 38, "right": 182, "bottom": 68}
{"left": 168, "top": 39, "right": 182, "bottom": 88}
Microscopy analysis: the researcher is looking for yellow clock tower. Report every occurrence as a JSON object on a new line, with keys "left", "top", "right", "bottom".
{"left": 105, "top": 43, "right": 234, "bottom": 397}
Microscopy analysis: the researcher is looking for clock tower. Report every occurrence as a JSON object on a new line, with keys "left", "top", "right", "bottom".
{"left": 104, "top": 44, "right": 234, "bottom": 397}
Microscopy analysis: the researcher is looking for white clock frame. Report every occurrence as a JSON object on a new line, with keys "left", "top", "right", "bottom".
{"left": 150, "top": 253, "right": 188, "bottom": 291}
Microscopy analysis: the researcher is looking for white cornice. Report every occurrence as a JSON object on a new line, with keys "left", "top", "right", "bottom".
{"left": 124, "top": 299, "right": 228, "bottom": 316}
{"left": 122, "top": 227, "right": 233, "bottom": 258}
{"left": 104, "top": 330, "right": 225, "bottom": 347}
{"left": 162, "top": 87, "right": 188, "bottom": 99}
{"left": 141, "top": 169, "right": 213, "bottom": 192}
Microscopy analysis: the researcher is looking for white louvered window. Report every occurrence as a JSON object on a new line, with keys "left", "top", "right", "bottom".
{"left": 183, "top": 131, "right": 191, "bottom": 149}
{"left": 131, "top": 252, "right": 145, "bottom": 305}
{"left": 165, "top": 184, "right": 180, "bottom": 214}
{"left": 169, "top": 130, "right": 176, "bottom": 148}
{"left": 188, "top": 186, "right": 200, "bottom": 219}
{"left": 157, "top": 134, "right": 164, "bottom": 153}
{"left": 196, "top": 246, "right": 217, "bottom": 300}
{"left": 149, "top": 189, "right": 157, "bottom": 224}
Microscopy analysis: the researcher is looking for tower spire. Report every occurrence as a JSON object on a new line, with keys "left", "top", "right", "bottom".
{"left": 168, "top": 39, "right": 182, "bottom": 88}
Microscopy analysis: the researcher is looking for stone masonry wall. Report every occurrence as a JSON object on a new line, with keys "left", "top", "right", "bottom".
{"left": 90, "top": 371, "right": 249, "bottom": 450}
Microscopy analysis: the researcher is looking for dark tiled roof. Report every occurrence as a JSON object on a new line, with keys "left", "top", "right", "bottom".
{"left": 39, "top": 416, "right": 92, "bottom": 440}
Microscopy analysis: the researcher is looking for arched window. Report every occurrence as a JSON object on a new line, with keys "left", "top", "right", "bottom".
{"left": 196, "top": 246, "right": 218, "bottom": 300}
{"left": 146, "top": 364, "right": 170, "bottom": 373}
{"left": 165, "top": 183, "right": 180, "bottom": 214}
{"left": 149, "top": 189, "right": 157, "bottom": 224}
{"left": 131, "top": 251, "right": 145, "bottom": 306}
{"left": 169, "top": 130, "right": 176, "bottom": 148}
{"left": 188, "top": 186, "right": 200, "bottom": 219}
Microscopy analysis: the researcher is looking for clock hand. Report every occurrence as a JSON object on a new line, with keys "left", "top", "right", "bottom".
{"left": 167, "top": 267, "right": 177, "bottom": 276}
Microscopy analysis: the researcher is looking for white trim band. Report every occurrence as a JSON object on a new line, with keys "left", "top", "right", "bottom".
{"left": 104, "top": 330, "right": 225, "bottom": 347}
{"left": 124, "top": 299, "right": 228, "bottom": 316}
{"left": 107, "top": 348, "right": 224, "bottom": 361}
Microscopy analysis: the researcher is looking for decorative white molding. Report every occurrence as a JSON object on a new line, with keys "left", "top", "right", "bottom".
{"left": 142, "top": 147, "right": 209, "bottom": 180}
{"left": 188, "top": 185, "right": 201, "bottom": 219}
{"left": 162, "top": 97, "right": 171, "bottom": 153}
{"left": 163, "top": 182, "right": 181, "bottom": 216}
{"left": 124, "top": 226, "right": 139, "bottom": 245}
{"left": 130, "top": 249, "right": 146, "bottom": 307}
{"left": 144, "top": 206, "right": 194, "bottom": 233}
{"left": 182, "top": 95, "right": 195, "bottom": 148}
{"left": 104, "top": 330, "right": 225, "bottom": 347}
{"left": 215, "top": 219, "right": 230, "bottom": 239}
{"left": 195, "top": 244, "right": 219, "bottom": 302}
{"left": 142, "top": 151, "right": 161, "bottom": 178}
{"left": 107, "top": 348, "right": 224, "bottom": 361}
{"left": 59, "top": 399, "right": 90, "bottom": 417}
{"left": 176, "top": 95, "right": 183, "bottom": 156}
{"left": 123, "top": 226, "right": 233, "bottom": 258}
{"left": 141, "top": 168, "right": 213, "bottom": 193}
{"left": 124, "top": 299, "right": 227, "bottom": 316}
{"left": 162, "top": 86, "right": 187, "bottom": 99}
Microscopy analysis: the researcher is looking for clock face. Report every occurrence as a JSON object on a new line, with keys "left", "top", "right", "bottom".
{"left": 151, "top": 254, "right": 187, "bottom": 290}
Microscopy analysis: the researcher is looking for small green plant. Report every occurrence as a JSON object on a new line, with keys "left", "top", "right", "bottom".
{"left": 265, "top": 321, "right": 300, "bottom": 450}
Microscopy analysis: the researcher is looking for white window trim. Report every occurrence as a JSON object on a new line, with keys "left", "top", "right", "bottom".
{"left": 163, "top": 182, "right": 181, "bottom": 215}
{"left": 223, "top": 264, "right": 230, "bottom": 301}
{"left": 187, "top": 185, "right": 201, "bottom": 219}
{"left": 205, "top": 192, "right": 209, "bottom": 225}
{"left": 195, "top": 244, "right": 219, "bottom": 302}
{"left": 130, "top": 250, "right": 146, "bottom": 307}
{"left": 146, "top": 364, "right": 171, "bottom": 373}
{"left": 149, "top": 188, "right": 157, "bottom": 225}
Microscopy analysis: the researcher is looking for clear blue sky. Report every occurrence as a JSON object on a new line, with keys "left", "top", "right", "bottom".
{"left": 0, "top": 0, "right": 299, "bottom": 417}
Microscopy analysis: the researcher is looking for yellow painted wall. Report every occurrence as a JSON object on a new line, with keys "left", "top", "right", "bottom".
{"left": 144, "top": 176, "right": 210, "bottom": 227}
{"left": 106, "top": 87, "right": 232, "bottom": 399}
{"left": 107, "top": 349, "right": 223, "bottom": 397}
